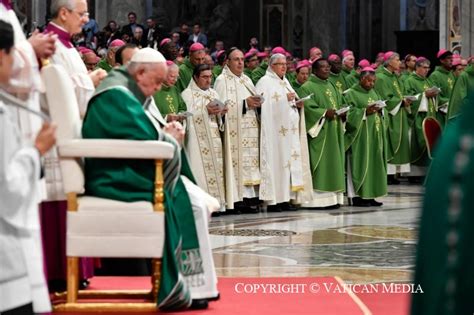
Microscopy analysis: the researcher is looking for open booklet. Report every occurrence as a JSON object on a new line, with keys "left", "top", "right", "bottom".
{"left": 368, "top": 100, "right": 387, "bottom": 110}
{"left": 336, "top": 105, "right": 351, "bottom": 116}
{"left": 404, "top": 94, "right": 420, "bottom": 102}
{"left": 295, "top": 93, "right": 314, "bottom": 104}
{"left": 177, "top": 111, "right": 193, "bottom": 118}
{"left": 425, "top": 86, "right": 442, "bottom": 94}
{"left": 208, "top": 98, "right": 226, "bottom": 110}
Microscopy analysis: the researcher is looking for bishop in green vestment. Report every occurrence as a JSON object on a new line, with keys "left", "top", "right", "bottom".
{"left": 328, "top": 54, "right": 348, "bottom": 94}
{"left": 448, "top": 62, "right": 474, "bottom": 122}
{"left": 82, "top": 50, "right": 207, "bottom": 310}
{"left": 153, "top": 61, "right": 187, "bottom": 121}
{"left": 374, "top": 52, "right": 411, "bottom": 177}
{"left": 176, "top": 43, "right": 206, "bottom": 92}
{"left": 297, "top": 58, "right": 345, "bottom": 207}
{"left": 404, "top": 58, "right": 440, "bottom": 170}
{"left": 344, "top": 68, "right": 387, "bottom": 206}
{"left": 429, "top": 50, "right": 455, "bottom": 125}
{"left": 411, "top": 91, "right": 474, "bottom": 315}
{"left": 251, "top": 60, "right": 268, "bottom": 84}
{"left": 291, "top": 60, "right": 311, "bottom": 91}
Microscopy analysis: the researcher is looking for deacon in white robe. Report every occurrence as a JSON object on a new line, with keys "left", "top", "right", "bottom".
{"left": 256, "top": 54, "right": 312, "bottom": 209}
{"left": 214, "top": 48, "right": 262, "bottom": 210}
{"left": 0, "top": 25, "right": 54, "bottom": 311}
{"left": 181, "top": 64, "right": 227, "bottom": 212}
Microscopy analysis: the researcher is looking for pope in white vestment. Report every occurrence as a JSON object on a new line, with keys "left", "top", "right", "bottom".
{"left": 214, "top": 49, "right": 262, "bottom": 210}
{"left": 256, "top": 54, "right": 312, "bottom": 207}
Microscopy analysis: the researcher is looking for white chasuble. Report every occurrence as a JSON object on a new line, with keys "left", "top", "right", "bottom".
{"left": 214, "top": 66, "right": 260, "bottom": 207}
{"left": 182, "top": 80, "right": 226, "bottom": 209}
{"left": 256, "top": 70, "right": 312, "bottom": 205}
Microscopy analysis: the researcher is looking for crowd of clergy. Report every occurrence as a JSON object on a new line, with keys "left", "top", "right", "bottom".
{"left": 2, "top": 0, "right": 474, "bottom": 313}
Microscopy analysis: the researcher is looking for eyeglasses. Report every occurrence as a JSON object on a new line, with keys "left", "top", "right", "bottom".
{"left": 68, "top": 9, "right": 89, "bottom": 18}
{"left": 273, "top": 63, "right": 287, "bottom": 66}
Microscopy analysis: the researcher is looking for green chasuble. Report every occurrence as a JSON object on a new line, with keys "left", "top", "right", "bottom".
{"left": 345, "top": 71, "right": 359, "bottom": 89}
{"left": 212, "top": 64, "right": 223, "bottom": 78}
{"left": 251, "top": 61, "right": 268, "bottom": 85}
{"left": 297, "top": 75, "right": 345, "bottom": 192}
{"left": 399, "top": 70, "right": 413, "bottom": 85}
{"left": 404, "top": 73, "right": 439, "bottom": 166}
{"left": 344, "top": 84, "right": 387, "bottom": 199}
{"left": 176, "top": 57, "right": 195, "bottom": 92}
{"left": 286, "top": 71, "right": 296, "bottom": 83}
{"left": 329, "top": 72, "right": 348, "bottom": 94}
{"left": 243, "top": 67, "right": 252, "bottom": 78}
{"left": 153, "top": 84, "right": 187, "bottom": 116}
{"left": 375, "top": 67, "right": 410, "bottom": 164}
{"left": 341, "top": 67, "right": 352, "bottom": 80}
{"left": 290, "top": 76, "right": 303, "bottom": 91}
{"left": 411, "top": 93, "right": 474, "bottom": 315}
{"left": 96, "top": 58, "right": 113, "bottom": 73}
{"left": 82, "top": 67, "right": 203, "bottom": 310}
{"left": 429, "top": 65, "right": 455, "bottom": 126}
{"left": 447, "top": 64, "right": 474, "bottom": 122}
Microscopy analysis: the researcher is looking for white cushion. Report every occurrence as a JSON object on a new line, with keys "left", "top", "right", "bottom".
{"left": 67, "top": 210, "right": 164, "bottom": 258}
{"left": 78, "top": 196, "right": 153, "bottom": 212}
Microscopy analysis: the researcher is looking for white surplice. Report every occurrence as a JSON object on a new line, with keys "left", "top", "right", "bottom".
{"left": 0, "top": 94, "right": 51, "bottom": 313}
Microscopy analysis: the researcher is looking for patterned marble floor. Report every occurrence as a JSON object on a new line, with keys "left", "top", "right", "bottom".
{"left": 210, "top": 183, "right": 423, "bottom": 284}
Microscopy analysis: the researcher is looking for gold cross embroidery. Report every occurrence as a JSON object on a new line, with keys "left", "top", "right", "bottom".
{"left": 204, "top": 163, "right": 213, "bottom": 171}
{"left": 393, "top": 81, "right": 403, "bottom": 99}
{"left": 291, "top": 151, "right": 300, "bottom": 161}
{"left": 325, "top": 89, "right": 337, "bottom": 108}
{"left": 279, "top": 125, "right": 288, "bottom": 136}
{"left": 201, "top": 148, "right": 210, "bottom": 156}
{"left": 231, "top": 145, "right": 237, "bottom": 153}
{"left": 367, "top": 97, "right": 375, "bottom": 105}
{"left": 230, "top": 130, "right": 237, "bottom": 137}
{"left": 165, "top": 94, "right": 176, "bottom": 113}
{"left": 272, "top": 92, "right": 281, "bottom": 102}
{"left": 447, "top": 78, "right": 453, "bottom": 90}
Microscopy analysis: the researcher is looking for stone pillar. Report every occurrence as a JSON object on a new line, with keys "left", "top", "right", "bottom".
{"left": 95, "top": 0, "right": 147, "bottom": 28}
{"left": 460, "top": 0, "right": 474, "bottom": 57}
{"left": 439, "top": 0, "right": 449, "bottom": 50}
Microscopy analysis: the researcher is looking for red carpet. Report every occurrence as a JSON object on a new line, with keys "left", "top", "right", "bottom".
{"left": 355, "top": 285, "right": 411, "bottom": 315}
{"left": 59, "top": 277, "right": 408, "bottom": 314}
{"left": 78, "top": 276, "right": 370, "bottom": 314}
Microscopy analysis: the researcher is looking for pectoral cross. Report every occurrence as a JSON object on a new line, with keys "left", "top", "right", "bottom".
{"left": 279, "top": 125, "right": 288, "bottom": 136}
{"left": 291, "top": 151, "right": 300, "bottom": 161}
{"left": 272, "top": 92, "right": 281, "bottom": 102}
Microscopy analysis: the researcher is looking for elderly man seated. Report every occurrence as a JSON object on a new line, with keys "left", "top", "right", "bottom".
{"left": 81, "top": 48, "right": 219, "bottom": 310}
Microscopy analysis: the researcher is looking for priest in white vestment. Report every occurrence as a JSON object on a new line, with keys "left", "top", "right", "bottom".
{"left": 256, "top": 53, "right": 312, "bottom": 211}
{"left": 181, "top": 64, "right": 227, "bottom": 212}
{"left": 214, "top": 48, "right": 262, "bottom": 211}
{"left": 0, "top": 19, "right": 55, "bottom": 313}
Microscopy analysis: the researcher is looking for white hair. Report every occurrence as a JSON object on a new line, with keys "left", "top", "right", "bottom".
{"left": 50, "top": 0, "right": 77, "bottom": 18}
{"left": 269, "top": 53, "right": 286, "bottom": 65}
{"left": 383, "top": 52, "right": 400, "bottom": 67}
{"left": 167, "top": 62, "right": 179, "bottom": 72}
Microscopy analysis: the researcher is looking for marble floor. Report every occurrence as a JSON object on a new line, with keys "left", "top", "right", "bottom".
{"left": 210, "top": 183, "right": 423, "bottom": 284}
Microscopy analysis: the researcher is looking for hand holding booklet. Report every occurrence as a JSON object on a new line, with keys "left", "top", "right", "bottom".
{"left": 208, "top": 99, "right": 226, "bottom": 110}
{"left": 177, "top": 111, "right": 193, "bottom": 118}
{"left": 425, "top": 86, "right": 441, "bottom": 94}
{"left": 368, "top": 100, "right": 387, "bottom": 110}
{"left": 336, "top": 105, "right": 351, "bottom": 116}
{"left": 404, "top": 95, "right": 419, "bottom": 102}
{"left": 295, "top": 93, "right": 314, "bottom": 104}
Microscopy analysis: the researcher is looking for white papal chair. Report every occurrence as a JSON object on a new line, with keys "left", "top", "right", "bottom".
{"left": 42, "top": 63, "right": 173, "bottom": 312}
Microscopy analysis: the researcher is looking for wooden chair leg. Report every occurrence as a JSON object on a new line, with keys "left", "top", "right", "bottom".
{"left": 151, "top": 258, "right": 162, "bottom": 301}
{"left": 67, "top": 257, "right": 79, "bottom": 303}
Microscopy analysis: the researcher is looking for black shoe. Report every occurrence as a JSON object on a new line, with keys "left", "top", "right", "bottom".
{"left": 190, "top": 299, "right": 209, "bottom": 309}
{"left": 387, "top": 175, "right": 400, "bottom": 185}
{"left": 280, "top": 202, "right": 298, "bottom": 211}
{"left": 225, "top": 209, "right": 242, "bottom": 215}
{"left": 369, "top": 199, "right": 383, "bottom": 207}
{"left": 266, "top": 204, "right": 282, "bottom": 212}
{"left": 352, "top": 197, "right": 372, "bottom": 207}
{"left": 408, "top": 176, "right": 423, "bottom": 184}
{"left": 211, "top": 212, "right": 221, "bottom": 217}
{"left": 241, "top": 205, "right": 260, "bottom": 213}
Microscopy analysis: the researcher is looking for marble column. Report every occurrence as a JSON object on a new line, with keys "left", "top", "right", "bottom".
{"left": 439, "top": 0, "right": 449, "bottom": 50}
{"left": 460, "top": 0, "right": 474, "bottom": 57}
